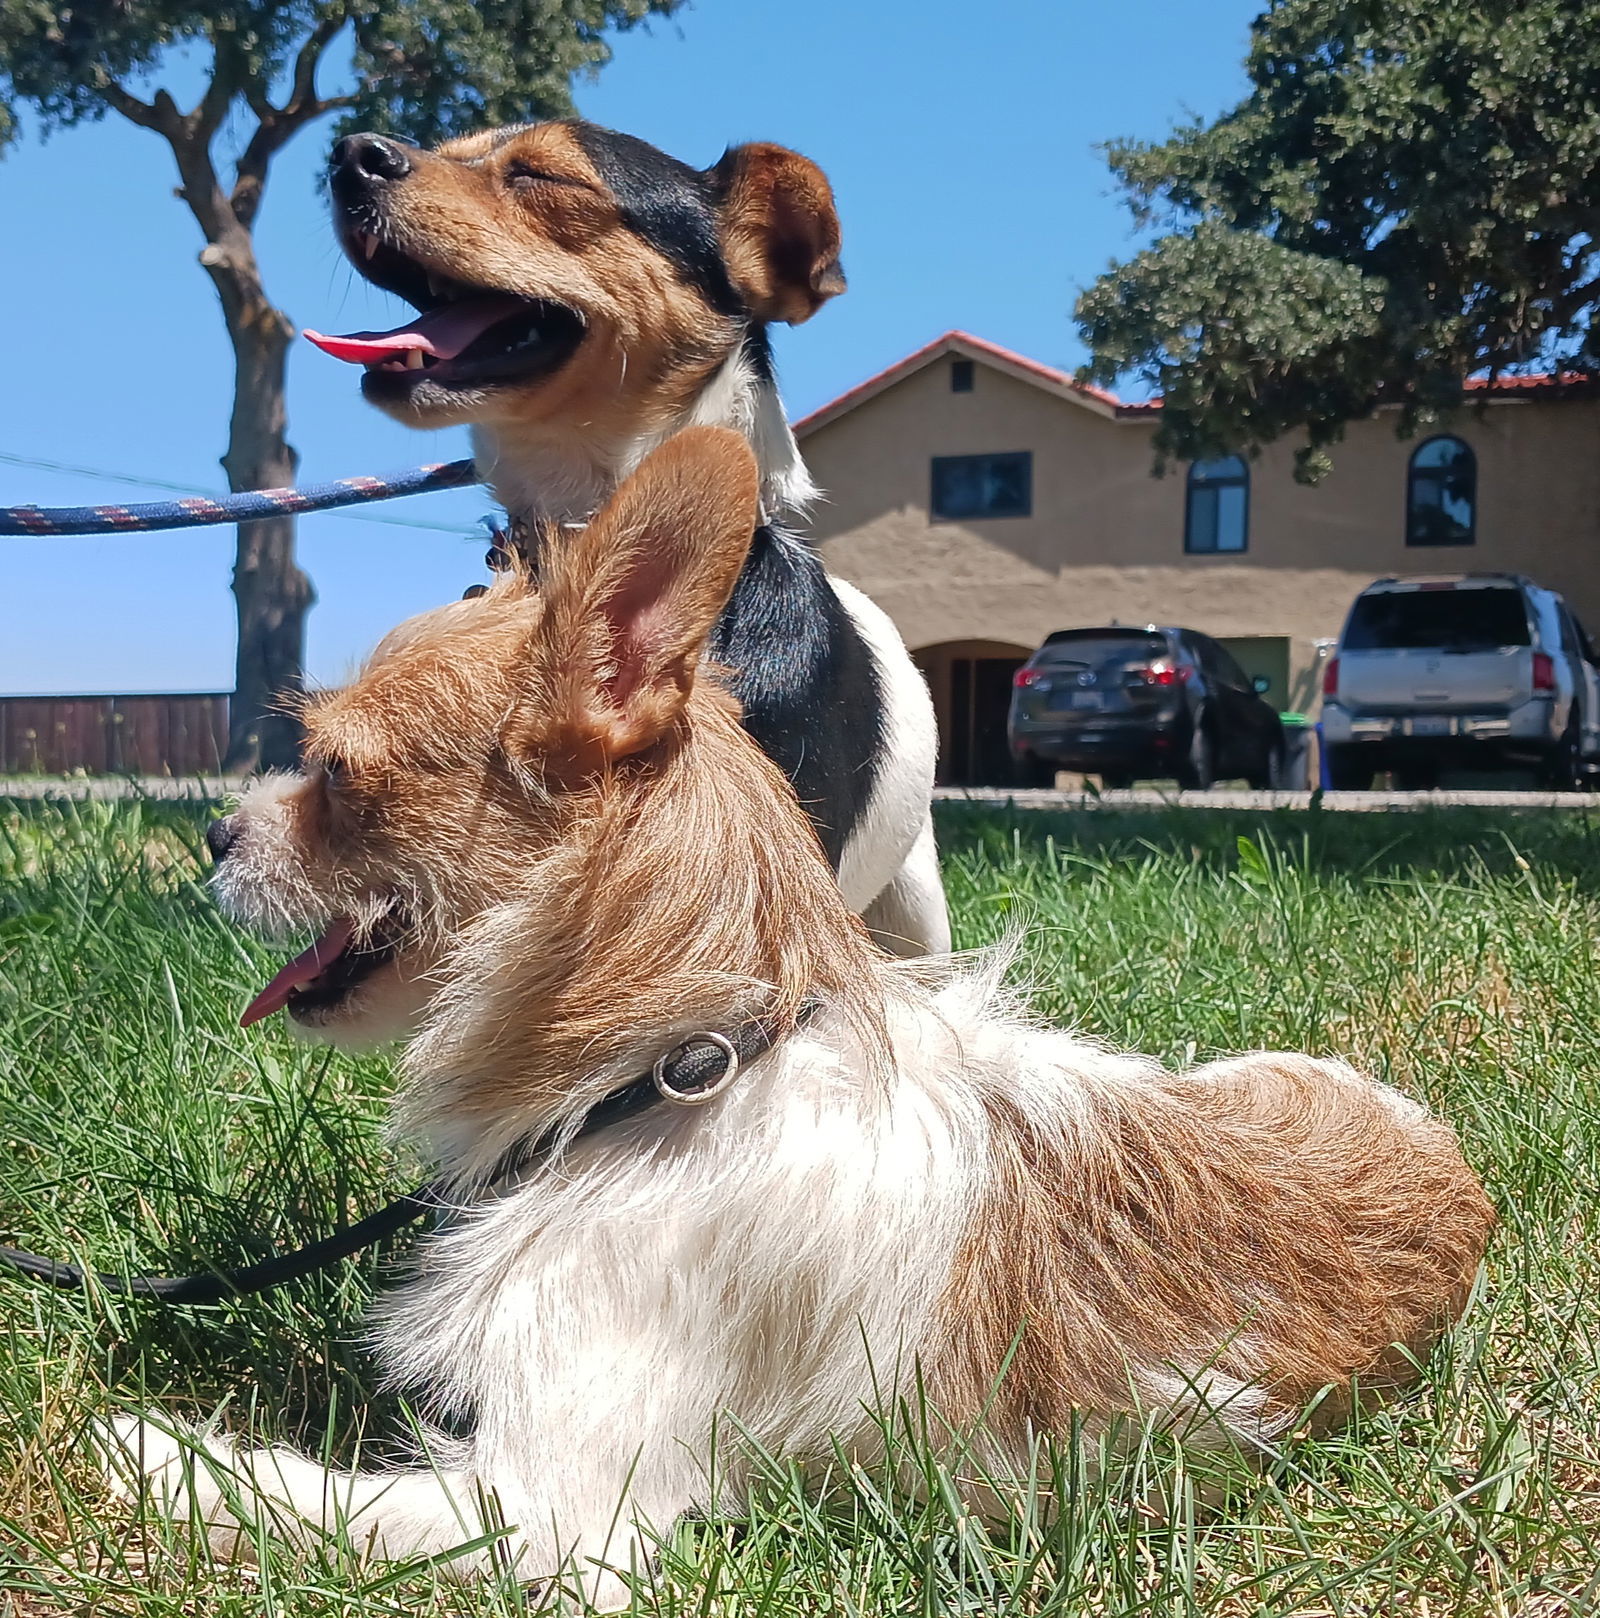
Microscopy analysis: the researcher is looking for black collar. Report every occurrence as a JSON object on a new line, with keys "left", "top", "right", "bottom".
{"left": 0, "top": 1002, "right": 817, "bottom": 1306}
{"left": 478, "top": 1000, "right": 817, "bottom": 1192}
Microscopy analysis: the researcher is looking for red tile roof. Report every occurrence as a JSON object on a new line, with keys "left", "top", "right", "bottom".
{"left": 1462, "top": 370, "right": 1587, "bottom": 392}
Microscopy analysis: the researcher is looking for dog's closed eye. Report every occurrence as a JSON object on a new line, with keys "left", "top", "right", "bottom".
{"left": 504, "top": 162, "right": 592, "bottom": 193}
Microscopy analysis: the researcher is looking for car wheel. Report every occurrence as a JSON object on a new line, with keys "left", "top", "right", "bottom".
{"left": 1325, "top": 744, "right": 1375, "bottom": 792}
{"left": 1245, "top": 740, "right": 1282, "bottom": 791}
{"left": 1174, "top": 722, "right": 1216, "bottom": 790}
{"left": 1541, "top": 720, "right": 1582, "bottom": 790}
{"left": 1011, "top": 752, "right": 1058, "bottom": 788}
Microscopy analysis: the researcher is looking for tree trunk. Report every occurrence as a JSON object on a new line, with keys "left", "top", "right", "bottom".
{"left": 114, "top": 81, "right": 332, "bottom": 776}
{"left": 220, "top": 303, "right": 313, "bottom": 774}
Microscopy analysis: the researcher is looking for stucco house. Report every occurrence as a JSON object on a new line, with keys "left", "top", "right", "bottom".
{"left": 795, "top": 332, "right": 1600, "bottom": 784}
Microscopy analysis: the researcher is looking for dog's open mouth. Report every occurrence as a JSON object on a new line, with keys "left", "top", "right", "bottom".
{"left": 239, "top": 912, "right": 405, "bottom": 1029}
{"left": 305, "top": 234, "right": 585, "bottom": 395}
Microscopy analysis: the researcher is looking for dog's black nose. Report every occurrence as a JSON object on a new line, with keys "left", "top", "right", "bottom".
{"left": 205, "top": 814, "right": 240, "bottom": 863}
{"left": 333, "top": 133, "right": 413, "bottom": 183}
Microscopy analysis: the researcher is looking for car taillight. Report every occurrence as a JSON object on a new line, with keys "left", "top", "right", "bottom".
{"left": 1533, "top": 652, "right": 1556, "bottom": 692}
{"left": 1137, "top": 661, "right": 1189, "bottom": 687}
{"left": 1013, "top": 667, "right": 1043, "bottom": 689}
{"left": 1322, "top": 656, "right": 1340, "bottom": 698}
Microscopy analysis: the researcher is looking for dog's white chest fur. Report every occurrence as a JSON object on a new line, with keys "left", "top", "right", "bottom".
{"left": 379, "top": 1016, "right": 975, "bottom": 1462}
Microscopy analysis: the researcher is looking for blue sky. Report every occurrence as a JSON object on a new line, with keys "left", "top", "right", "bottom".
{"left": 0, "top": 0, "right": 1258, "bottom": 695}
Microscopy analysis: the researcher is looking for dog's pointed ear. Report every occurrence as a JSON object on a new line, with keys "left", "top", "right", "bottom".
{"left": 520, "top": 427, "right": 760, "bottom": 769}
{"left": 707, "top": 143, "right": 845, "bottom": 325}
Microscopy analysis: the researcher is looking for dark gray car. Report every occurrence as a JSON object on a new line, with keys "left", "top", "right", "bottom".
{"left": 1008, "top": 626, "right": 1284, "bottom": 789}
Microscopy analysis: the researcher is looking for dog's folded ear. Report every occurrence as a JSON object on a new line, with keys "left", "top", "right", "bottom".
{"left": 515, "top": 427, "right": 761, "bottom": 770}
{"left": 707, "top": 143, "right": 846, "bottom": 325}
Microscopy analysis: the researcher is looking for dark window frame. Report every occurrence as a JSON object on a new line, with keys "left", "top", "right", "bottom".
{"left": 950, "top": 358, "right": 975, "bottom": 393}
{"left": 930, "top": 451, "right": 1033, "bottom": 521}
{"left": 1406, "top": 434, "right": 1477, "bottom": 547}
{"left": 1184, "top": 456, "right": 1250, "bottom": 554}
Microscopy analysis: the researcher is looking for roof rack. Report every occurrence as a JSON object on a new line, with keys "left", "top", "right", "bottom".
{"left": 1368, "top": 570, "right": 1534, "bottom": 590}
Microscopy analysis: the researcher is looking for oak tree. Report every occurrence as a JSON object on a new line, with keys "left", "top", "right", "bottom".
{"left": 1076, "top": 0, "right": 1600, "bottom": 481}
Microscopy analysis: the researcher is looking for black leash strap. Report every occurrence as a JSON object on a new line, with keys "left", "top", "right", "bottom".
{"left": 0, "top": 1186, "right": 441, "bottom": 1304}
{"left": 0, "top": 1004, "right": 812, "bottom": 1306}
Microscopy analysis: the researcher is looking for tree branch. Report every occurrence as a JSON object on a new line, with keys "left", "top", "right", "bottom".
{"left": 99, "top": 16, "right": 355, "bottom": 361}
{"left": 95, "top": 72, "right": 232, "bottom": 248}
{"left": 286, "top": 11, "right": 351, "bottom": 116}
{"left": 241, "top": 79, "right": 277, "bottom": 125}
{"left": 189, "top": 51, "right": 237, "bottom": 144}
{"left": 221, "top": 11, "right": 353, "bottom": 232}
{"left": 229, "top": 93, "right": 357, "bottom": 231}
{"left": 95, "top": 75, "right": 168, "bottom": 134}
{"left": 168, "top": 134, "right": 235, "bottom": 246}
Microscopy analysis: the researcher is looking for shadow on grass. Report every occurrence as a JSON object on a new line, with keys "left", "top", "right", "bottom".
{"left": 935, "top": 798, "right": 1600, "bottom": 884}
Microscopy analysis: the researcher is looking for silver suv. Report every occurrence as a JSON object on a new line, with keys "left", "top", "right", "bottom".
{"left": 1321, "top": 573, "right": 1600, "bottom": 789}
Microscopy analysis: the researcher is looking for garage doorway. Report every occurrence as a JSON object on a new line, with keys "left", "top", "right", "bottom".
{"left": 1216, "top": 636, "right": 1293, "bottom": 711}
{"left": 912, "top": 640, "right": 1034, "bottom": 785}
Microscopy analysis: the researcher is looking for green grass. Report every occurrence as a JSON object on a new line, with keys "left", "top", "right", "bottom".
{"left": 3, "top": 797, "right": 1600, "bottom": 1615}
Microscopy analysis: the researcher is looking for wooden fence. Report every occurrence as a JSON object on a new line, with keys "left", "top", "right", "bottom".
{"left": 0, "top": 694, "right": 229, "bottom": 776}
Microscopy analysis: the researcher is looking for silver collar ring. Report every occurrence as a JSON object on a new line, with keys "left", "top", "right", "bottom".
{"left": 652, "top": 1032, "right": 741, "bottom": 1106}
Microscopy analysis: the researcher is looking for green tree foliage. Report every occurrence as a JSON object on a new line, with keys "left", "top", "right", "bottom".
{"left": 1075, "top": 0, "right": 1600, "bottom": 481}
{"left": 0, "top": 1, "right": 680, "bottom": 768}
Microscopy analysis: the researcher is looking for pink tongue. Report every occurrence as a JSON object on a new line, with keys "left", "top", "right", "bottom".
{"left": 239, "top": 917, "right": 357, "bottom": 1029}
{"left": 304, "top": 296, "right": 527, "bottom": 366}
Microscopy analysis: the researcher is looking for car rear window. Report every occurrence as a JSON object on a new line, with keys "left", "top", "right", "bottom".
{"left": 1036, "top": 632, "right": 1166, "bottom": 665}
{"left": 1343, "top": 589, "right": 1530, "bottom": 652}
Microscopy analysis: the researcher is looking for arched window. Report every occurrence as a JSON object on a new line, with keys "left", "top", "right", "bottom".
{"left": 1407, "top": 436, "right": 1476, "bottom": 546}
{"left": 1185, "top": 456, "right": 1249, "bottom": 554}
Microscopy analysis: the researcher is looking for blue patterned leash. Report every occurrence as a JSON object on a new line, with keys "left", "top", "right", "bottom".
{"left": 0, "top": 459, "right": 479, "bottom": 537}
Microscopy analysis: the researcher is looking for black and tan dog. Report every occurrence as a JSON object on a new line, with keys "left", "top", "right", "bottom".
{"left": 308, "top": 120, "right": 946, "bottom": 966}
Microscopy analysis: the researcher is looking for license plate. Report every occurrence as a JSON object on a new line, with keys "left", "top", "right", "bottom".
{"left": 1069, "top": 691, "right": 1103, "bottom": 711}
{"left": 1410, "top": 715, "right": 1451, "bottom": 737}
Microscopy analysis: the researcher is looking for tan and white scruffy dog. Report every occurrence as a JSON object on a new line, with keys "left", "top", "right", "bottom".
{"left": 108, "top": 428, "right": 1493, "bottom": 1605}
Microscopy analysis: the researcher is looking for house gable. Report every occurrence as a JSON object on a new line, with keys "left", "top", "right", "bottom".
{"left": 792, "top": 330, "right": 1126, "bottom": 439}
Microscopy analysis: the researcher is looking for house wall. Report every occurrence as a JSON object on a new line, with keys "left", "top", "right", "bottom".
{"left": 801, "top": 357, "right": 1600, "bottom": 719}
